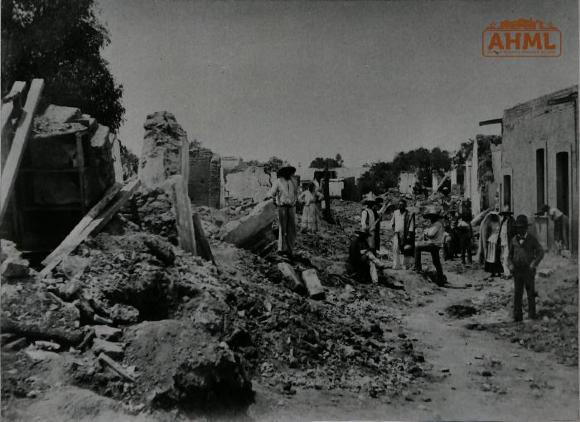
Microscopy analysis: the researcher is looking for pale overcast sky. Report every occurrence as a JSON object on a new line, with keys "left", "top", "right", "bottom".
{"left": 97, "top": 0, "right": 578, "bottom": 167}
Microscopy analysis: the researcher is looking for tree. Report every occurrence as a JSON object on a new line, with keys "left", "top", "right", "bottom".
{"left": 309, "top": 157, "right": 341, "bottom": 168}
{"left": 264, "top": 156, "right": 283, "bottom": 174}
{"left": 357, "top": 161, "right": 398, "bottom": 195}
{"left": 2, "top": 0, "right": 125, "bottom": 130}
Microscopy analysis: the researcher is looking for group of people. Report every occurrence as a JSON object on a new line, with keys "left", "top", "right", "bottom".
{"left": 267, "top": 165, "right": 546, "bottom": 323}
{"left": 265, "top": 163, "right": 326, "bottom": 258}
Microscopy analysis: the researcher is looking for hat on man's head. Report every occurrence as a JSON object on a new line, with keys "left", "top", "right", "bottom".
{"left": 277, "top": 161, "right": 297, "bottom": 178}
{"left": 361, "top": 192, "right": 377, "bottom": 205}
{"left": 514, "top": 214, "right": 530, "bottom": 227}
{"left": 500, "top": 205, "right": 513, "bottom": 215}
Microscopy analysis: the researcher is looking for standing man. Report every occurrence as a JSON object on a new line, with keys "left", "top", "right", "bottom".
{"left": 391, "top": 199, "right": 415, "bottom": 270}
{"left": 498, "top": 205, "right": 515, "bottom": 279}
{"left": 456, "top": 212, "right": 473, "bottom": 265}
{"left": 508, "top": 214, "right": 544, "bottom": 322}
{"left": 541, "top": 204, "right": 569, "bottom": 250}
{"left": 360, "top": 193, "right": 377, "bottom": 252}
{"left": 266, "top": 163, "right": 298, "bottom": 257}
{"left": 414, "top": 206, "right": 446, "bottom": 285}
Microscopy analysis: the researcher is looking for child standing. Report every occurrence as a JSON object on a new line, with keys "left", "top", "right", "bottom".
{"left": 508, "top": 215, "right": 544, "bottom": 322}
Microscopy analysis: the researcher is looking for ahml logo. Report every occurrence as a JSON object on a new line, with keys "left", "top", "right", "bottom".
{"left": 482, "top": 18, "right": 561, "bottom": 57}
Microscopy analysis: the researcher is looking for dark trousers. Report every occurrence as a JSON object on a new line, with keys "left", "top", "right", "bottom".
{"left": 458, "top": 232, "right": 472, "bottom": 264}
{"left": 414, "top": 243, "right": 444, "bottom": 283}
{"left": 513, "top": 268, "right": 536, "bottom": 321}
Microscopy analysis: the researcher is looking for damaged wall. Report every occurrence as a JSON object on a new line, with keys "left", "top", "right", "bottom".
{"left": 139, "top": 111, "right": 188, "bottom": 188}
{"left": 224, "top": 166, "right": 273, "bottom": 204}
{"left": 188, "top": 147, "right": 224, "bottom": 209}
{"left": 1, "top": 104, "right": 117, "bottom": 251}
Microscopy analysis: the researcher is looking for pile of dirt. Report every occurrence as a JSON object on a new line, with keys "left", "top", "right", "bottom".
{"left": 128, "top": 187, "right": 177, "bottom": 244}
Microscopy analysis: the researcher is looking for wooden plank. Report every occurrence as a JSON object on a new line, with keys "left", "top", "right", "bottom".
{"left": 41, "top": 183, "right": 122, "bottom": 266}
{"left": 1, "top": 81, "right": 26, "bottom": 138}
{"left": 171, "top": 175, "right": 196, "bottom": 254}
{"left": 301, "top": 269, "right": 325, "bottom": 300}
{"left": 111, "top": 136, "right": 124, "bottom": 183}
{"left": 97, "top": 353, "right": 136, "bottom": 382}
{"left": 0, "top": 79, "right": 44, "bottom": 223}
{"left": 39, "top": 179, "right": 139, "bottom": 278}
{"left": 192, "top": 212, "right": 215, "bottom": 264}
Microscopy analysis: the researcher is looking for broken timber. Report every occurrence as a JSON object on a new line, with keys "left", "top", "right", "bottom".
{"left": 170, "top": 175, "right": 197, "bottom": 254}
{"left": 97, "top": 353, "right": 136, "bottom": 383}
{"left": 1, "top": 81, "right": 26, "bottom": 163}
{"left": 0, "top": 79, "right": 44, "bottom": 223}
{"left": 192, "top": 212, "right": 216, "bottom": 265}
{"left": 39, "top": 179, "right": 140, "bottom": 278}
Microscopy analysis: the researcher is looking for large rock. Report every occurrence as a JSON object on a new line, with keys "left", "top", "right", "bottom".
{"left": 220, "top": 201, "right": 276, "bottom": 250}
{"left": 0, "top": 239, "right": 31, "bottom": 279}
{"left": 124, "top": 320, "right": 254, "bottom": 411}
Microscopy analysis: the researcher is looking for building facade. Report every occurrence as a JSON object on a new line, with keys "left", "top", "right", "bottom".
{"left": 501, "top": 86, "right": 578, "bottom": 251}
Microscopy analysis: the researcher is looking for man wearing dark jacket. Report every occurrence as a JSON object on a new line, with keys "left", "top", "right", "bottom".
{"left": 508, "top": 214, "right": 544, "bottom": 322}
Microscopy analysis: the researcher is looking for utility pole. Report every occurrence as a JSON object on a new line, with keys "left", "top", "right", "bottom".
{"left": 322, "top": 161, "right": 334, "bottom": 224}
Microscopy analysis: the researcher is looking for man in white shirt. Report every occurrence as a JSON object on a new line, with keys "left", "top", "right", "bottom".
{"left": 391, "top": 199, "right": 415, "bottom": 270}
{"left": 266, "top": 164, "right": 298, "bottom": 257}
{"left": 414, "top": 206, "right": 446, "bottom": 285}
{"left": 360, "top": 193, "right": 377, "bottom": 251}
{"left": 541, "top": 204, "right": 569, "bottom": 250}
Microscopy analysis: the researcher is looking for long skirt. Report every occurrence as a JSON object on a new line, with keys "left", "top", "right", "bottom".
{"left": 485, "top": 237, "right": 502, "bottom": 274}
{"left": 301, "top": 204, "right": 319, "bottom": 232}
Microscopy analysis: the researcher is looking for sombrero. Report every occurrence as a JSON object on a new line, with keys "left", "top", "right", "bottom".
{"left": 361, "top": 192, "right": 377, "bottom": 205}
{"left": 514, "top": 214, "right": 531, "bottom": 227}
{"left": 277, "top": 161, "right": 296, "bottom": 178}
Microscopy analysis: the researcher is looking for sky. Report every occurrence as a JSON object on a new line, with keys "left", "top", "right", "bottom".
{"left": 97, "top": 0, "right": 578, "bottom": 167}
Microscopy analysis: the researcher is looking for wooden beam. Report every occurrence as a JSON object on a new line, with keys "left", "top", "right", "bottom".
{"left": 478, "top": 118, "right": 503, "bottom": 126}
{"left": 1, "top": 81, "right": 27, "bottom": 158}
{"left": 0, "top": 79, "right": 44, "bottom": 223}
{"left": 170, "top": 175, "right": 197, "bottom": 254}
{"left": 192, "top": 212, "right": 216, "bottom": 264}
{"left": 39, "top": 179, "right": 140, "bottom": 278}
{"left": 41, "top": 183, "right": 122, "bottom": 266}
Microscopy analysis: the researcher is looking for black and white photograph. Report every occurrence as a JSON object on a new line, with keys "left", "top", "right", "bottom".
{"left": 0, "top": 0, "right": 578, "bottom": 420}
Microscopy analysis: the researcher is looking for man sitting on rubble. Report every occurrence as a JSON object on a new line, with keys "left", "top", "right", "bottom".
{"left": 348, "top": 230, "right": 387, "bottom": 284}
{"left": 413, "top": 206, "right": 446, "bottom": 285}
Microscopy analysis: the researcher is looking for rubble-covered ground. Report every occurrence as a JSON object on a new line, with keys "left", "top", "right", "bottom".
{"left": 2, "top": 196, "right": 578, "bottom": 421}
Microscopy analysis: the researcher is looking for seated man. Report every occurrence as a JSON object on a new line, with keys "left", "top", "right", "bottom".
{"left": 414, "top": 206, "right": 446, "bottom": 285}
{"left": 348, "top": 230, "right": 387, "bottom": 284}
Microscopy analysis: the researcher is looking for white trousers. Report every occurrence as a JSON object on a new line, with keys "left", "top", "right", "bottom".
{"left": 392, "top": 234, "right": 404, "bottom": 269}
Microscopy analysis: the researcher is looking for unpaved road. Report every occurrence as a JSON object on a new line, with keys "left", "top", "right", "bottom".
{"left": 250, "top": 269, "right": 579, "bottom": 421}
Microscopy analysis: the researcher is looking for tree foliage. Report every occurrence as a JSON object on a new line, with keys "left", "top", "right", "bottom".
{"left": 1, "top": 0, "right": 125, "bottom": 130}
{"left": 309, "top": 157, "right": 342, "bottom": 168}
{"left": 358, "top": 146, "right": 453, "bottom": 194}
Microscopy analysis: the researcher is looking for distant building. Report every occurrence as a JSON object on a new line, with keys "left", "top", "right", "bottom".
{"left": 399, "top": 171, "right": 417, "bottom": 194}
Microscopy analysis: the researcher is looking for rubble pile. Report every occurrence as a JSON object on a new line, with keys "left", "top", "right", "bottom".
{"left": 1, "top": 240, "right": 32, "bottom": 280}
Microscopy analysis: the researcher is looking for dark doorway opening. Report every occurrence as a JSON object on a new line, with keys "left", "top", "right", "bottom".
{"left": 556, "top": 152, "right": 569, "bottom": 216}
{"left": 503, "top": 175, "right": 511, "bottom": 209}
{"left": 536, "top": 149, "right": 545, "bottom": 211}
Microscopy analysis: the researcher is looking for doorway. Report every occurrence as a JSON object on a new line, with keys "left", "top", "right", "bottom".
{"left": 556, "top": 152, "right": 569, "bottom": 216}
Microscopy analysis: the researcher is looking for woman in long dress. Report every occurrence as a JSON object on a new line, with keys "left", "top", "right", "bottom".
{"left": 484, "top": 213, "right": 502, "bottom": 276}
{"left": 299, "top": 183, "right": 322, "bottom": 233}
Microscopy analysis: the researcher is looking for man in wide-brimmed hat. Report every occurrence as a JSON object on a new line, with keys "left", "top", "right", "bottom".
{"left": 348, "top": 229, "right": 386, "bottom": 283}
{"left": 266, "top": 162, "right": 298, "bottom": 257}
{"left": 508, "top": 214, "right": 544, "bottom": 322}
{"left": 391, "top": 198, "right": 415, "bottom": 270}
{"left": 360, "top": 192, "right": 378, "bottom": 251}
{"left": 498, "top": 205, "right": 516, "bottom": 278}
{"left": 414, "top": 206, "right": 446, "bottom": 285}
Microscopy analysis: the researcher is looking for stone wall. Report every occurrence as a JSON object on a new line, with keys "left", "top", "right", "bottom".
{"left": 224, "top": 166, "right": 273, "bottom": 204}
{"left": 139, "top": 111, "right": 188, "bottom": 188}
{"left": 188, "top": 147, "right": 224, "bottom": 208}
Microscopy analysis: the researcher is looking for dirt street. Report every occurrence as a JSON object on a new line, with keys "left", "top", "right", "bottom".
{"left": 250, "top": 259, "right": 579, "bottom": 421}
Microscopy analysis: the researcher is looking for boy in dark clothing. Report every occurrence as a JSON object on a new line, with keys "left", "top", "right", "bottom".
{"left": 508, "top": 215, "right": 544, "bottom": 322}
